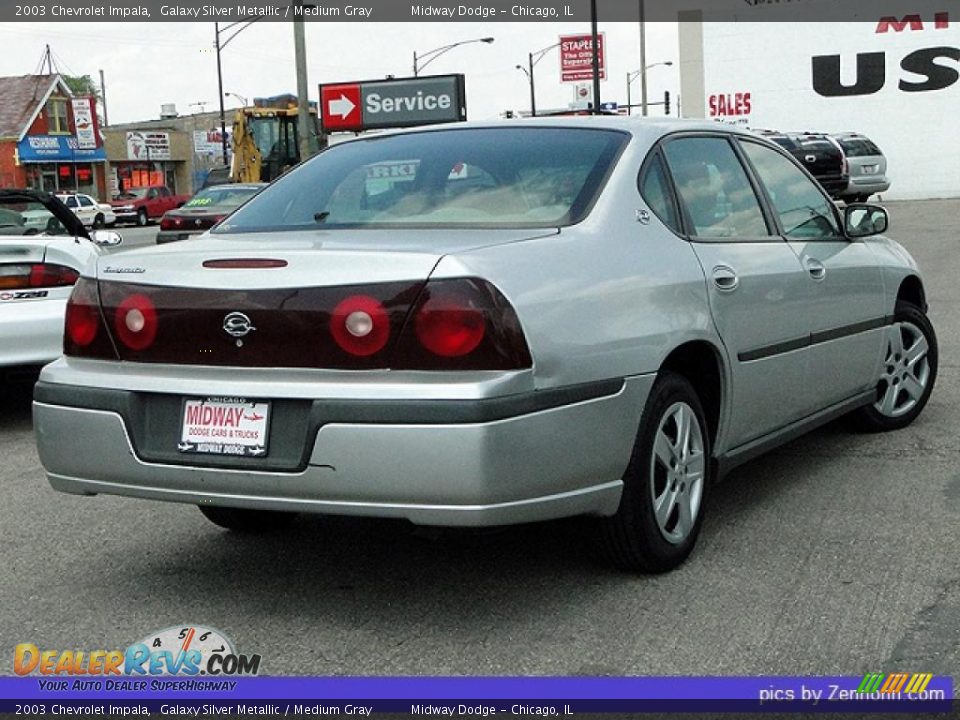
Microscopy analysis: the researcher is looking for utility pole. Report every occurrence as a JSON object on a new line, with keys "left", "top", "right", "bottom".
{"left": 99, "top": 69, "right": 108, "bottom": 126}
{"left": 214, "top": 23, "right": 229, "bottom": 166}
{"left": 293, "top": 0, "right": 313, "bottom": 162}
{"left": 639, "top": 0, "right": 648, "bottom": 116}
{"left": 590, "top": 0, "right": 601, "bottom": 114}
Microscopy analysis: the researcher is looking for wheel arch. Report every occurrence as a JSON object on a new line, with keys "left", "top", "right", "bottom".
{"left": 896, "top": 275, "right": 926, "bottom": 313}
{"left": 658, "top": 340, "right": 725, "bottom": 447}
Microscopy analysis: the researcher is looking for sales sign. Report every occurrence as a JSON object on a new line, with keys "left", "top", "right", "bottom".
{"left": 319, "top": 74, "right": 466, "bottom": 133}
{"left": 71, "top": 97, "right": 97, "bottom": 150}
{"left": 560, "top": 33, "right": 606, "bottom": 83}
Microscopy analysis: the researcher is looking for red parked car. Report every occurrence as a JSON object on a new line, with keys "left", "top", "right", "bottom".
{"left": 110, "top": 185, "right": 190, "bottom": 227}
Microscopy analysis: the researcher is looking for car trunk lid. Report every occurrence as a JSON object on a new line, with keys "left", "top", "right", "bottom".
{"left": 93, "top": 228, "right": 553, "bottom": 368}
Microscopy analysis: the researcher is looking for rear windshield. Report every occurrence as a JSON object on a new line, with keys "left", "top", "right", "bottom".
{"left": 837, "top": 137, "right": 882, "bottom": 157}
{"left": 184, "top": 185, "right": 262, "bottom": 209}
{"left": 215, "top": 127, "right": 628, "bottom": 232}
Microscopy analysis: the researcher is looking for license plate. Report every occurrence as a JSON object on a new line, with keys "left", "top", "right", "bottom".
{"left": 179, "top": 397, "right": 270, "bottom": 456}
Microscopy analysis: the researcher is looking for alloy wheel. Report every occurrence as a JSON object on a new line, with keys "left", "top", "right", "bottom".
{"left": 650, "top": 402, "right": 705, "bottom": 545}
{"left": 875, "top": 321, "right": 931, "bottom": 418}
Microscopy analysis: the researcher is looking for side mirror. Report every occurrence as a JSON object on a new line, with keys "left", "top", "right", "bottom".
{"left": 844, "top": 204, "right": 888, "bottom": 239}
{"left": 92, "top": 229, "right": 123, "bottom": 247}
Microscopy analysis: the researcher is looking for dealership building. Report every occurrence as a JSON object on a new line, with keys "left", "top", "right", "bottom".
{"left": 677, "top": 1, "right": 959, "bottom": 199}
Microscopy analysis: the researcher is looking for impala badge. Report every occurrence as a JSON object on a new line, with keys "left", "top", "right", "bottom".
{"left": 223, "top": 312, "right": 255, "bottom": 338}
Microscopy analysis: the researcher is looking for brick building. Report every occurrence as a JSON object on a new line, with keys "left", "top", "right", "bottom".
{"left": 0, "top": 74, "right": 107, "bottom": 200}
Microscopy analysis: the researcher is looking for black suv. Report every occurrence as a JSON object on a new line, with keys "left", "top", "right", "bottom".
{"left": 754, "top": 131, "right": 849, "bottom": 199}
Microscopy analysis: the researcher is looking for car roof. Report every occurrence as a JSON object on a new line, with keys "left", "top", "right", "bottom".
{"left": 327, "top": 116, "right": 760, "bottom": 147}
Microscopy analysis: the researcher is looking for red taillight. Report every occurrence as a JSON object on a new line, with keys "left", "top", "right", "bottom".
{"left": 30, "top": 264, "right": 79, "bottom": 288}
{"left": 414, "top": 290, "right": 486, "bottom": 357}
{"left": 159, "top": 215, "right": 179, "bottom": 231}
{"left": 393, "top": 278, "right": 532, "bottom": 371}
{"left": 0, "top": 263, "right": 78, "bottom": 290}
{"left": 114, "top": 293, "right": 158, "bottom": 351}
{"left": 64, "top": 278, "right": 117, "bottom": 359}
{"left": 65, "top": 295, "right": 99, "bottom": 347}
{"left": 330, "top": 294, "right": 390, "bottom": 357}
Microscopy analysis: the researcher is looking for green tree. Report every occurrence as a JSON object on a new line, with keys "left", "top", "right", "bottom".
{"left": 62, "top": 74, "right": 101, "bottom": 100}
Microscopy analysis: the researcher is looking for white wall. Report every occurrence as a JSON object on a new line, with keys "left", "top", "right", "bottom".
{"left": 682, "top": 15, "right": 960, "bottom": 199}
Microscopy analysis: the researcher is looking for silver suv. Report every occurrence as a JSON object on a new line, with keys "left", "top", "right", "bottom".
{"left": 834, "top": 132, "right": 890, "bottom": 202}
{"left": 33, "top": 119, "right": 936, "bottom": 573}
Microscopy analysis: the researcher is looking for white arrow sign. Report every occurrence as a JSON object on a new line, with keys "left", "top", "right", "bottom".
{"left": 328, "top": 94, "right": 356, "bottom": 119}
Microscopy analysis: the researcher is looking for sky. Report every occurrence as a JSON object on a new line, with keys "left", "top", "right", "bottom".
{"left": 0, "top": 21, "right": 680, "bottom": 125}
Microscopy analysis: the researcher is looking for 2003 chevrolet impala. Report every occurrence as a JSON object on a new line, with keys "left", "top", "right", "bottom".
{"left": 33, "top": 118, "right": 937, "bottom": 572}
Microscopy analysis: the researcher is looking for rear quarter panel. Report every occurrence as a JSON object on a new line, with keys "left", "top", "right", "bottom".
{"left": 433, "top": 133, "right": 723, "bottom": 391}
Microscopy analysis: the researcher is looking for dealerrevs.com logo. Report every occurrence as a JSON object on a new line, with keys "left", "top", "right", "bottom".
{"left": 14, "top": 625, "right": 261, "bottom": 678}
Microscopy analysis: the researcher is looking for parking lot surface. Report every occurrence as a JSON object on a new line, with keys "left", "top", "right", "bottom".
{"left": 1, "top": 199, "right": 958, "bottom": 677}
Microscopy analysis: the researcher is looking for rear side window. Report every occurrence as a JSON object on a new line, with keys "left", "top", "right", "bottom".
{"left": 740, "top": 141, "right": 840, "bottom": 240}
{"left": 639, "top": 154, "right": 680, "bottom": 233}
{"left": 837, "top": 137, "right": 882, "bottom": 157}
{"left": 662, "top": 137, "right": 769, "bottom": 240}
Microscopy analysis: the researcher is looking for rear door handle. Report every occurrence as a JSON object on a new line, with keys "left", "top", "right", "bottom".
{"left": 711, "top": 266, "right": 739, "bottom": 292}
{"left": 805, "top": 258, "right": 826, "bottom": 281}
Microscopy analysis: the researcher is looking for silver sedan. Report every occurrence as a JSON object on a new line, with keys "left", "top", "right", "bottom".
{"left": 32, "top": 119, "right": 937, "bottom": 573}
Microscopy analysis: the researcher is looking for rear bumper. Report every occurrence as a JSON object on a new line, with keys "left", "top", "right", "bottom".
{"left": 0, "top": 297, "right": 66, "bottom": 368}
{"left": 33, "top": 371, "right": 650, "bottom": 526}
{"left": 839, "top": 177, "right": 891, "bottom": 197}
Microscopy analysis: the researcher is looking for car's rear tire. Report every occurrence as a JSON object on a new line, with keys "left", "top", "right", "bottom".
{"left": 92, "top": 213, "right": 105, "bottom": 229}
{"left": 854, "top": 301, "right": 937, "bottom": 432}
{"left": 198, "top": 505, "right": 298, "bottom": 533}
{"left": 136, "top": 209, "right": 148, "bottom": 227}
{"left": 601, "top": 372, "right": 711, "bottom": 573}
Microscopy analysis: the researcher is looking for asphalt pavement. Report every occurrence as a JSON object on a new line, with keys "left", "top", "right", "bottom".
{"left": 1, "top": 200, "right": 957, "bottom": 679}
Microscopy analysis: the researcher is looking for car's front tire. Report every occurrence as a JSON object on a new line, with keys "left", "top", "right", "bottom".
{"left": 198, "top": 505, "right": 298, "bottom": 533}
{"left": 92, "top": 213, "right": 105, "bottom": 229}
{"left": 601, "top": 372, "right": 711, "bottom": 573}
{"left": 136, "top": 209, "right": 148, "bottom": 227}
{"left": 854, "top": 301, "right": 937, "bottom": 432}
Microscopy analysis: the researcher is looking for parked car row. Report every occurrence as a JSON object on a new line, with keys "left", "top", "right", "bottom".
{"left": 753, "top": 130, "right": 890, "bottom": 202}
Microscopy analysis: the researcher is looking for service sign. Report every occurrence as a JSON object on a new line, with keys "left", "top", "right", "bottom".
{"left": 319, "top": 74, "right": 466, "bottom": 133}
{"left": 560, "top": 33, "right": 606, "bottom": 83}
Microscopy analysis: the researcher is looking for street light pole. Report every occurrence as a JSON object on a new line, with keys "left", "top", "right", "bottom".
{"left": 527, "top": 52, "right": 536, "bottom": 117}
{"left": 517, "top": 42, "right": 559, "bottom": 118}
{"left": 627, "top": 62, "right": 671, "bottom": 116}
{"left": 413, "top": 37, "right": 495, "bottom": 77}
{"left": 214, "top": 23, "right": 228, "bottom": 166}
{"left": 224, "top": 92, "right": 248, "bottom": 107}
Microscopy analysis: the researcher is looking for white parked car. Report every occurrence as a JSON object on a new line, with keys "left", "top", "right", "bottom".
{"left": 0, "top": 190, "right": 120, "bottom": 376}
{"left": 55, "top": 193, "right": 117, "bottom": 229}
